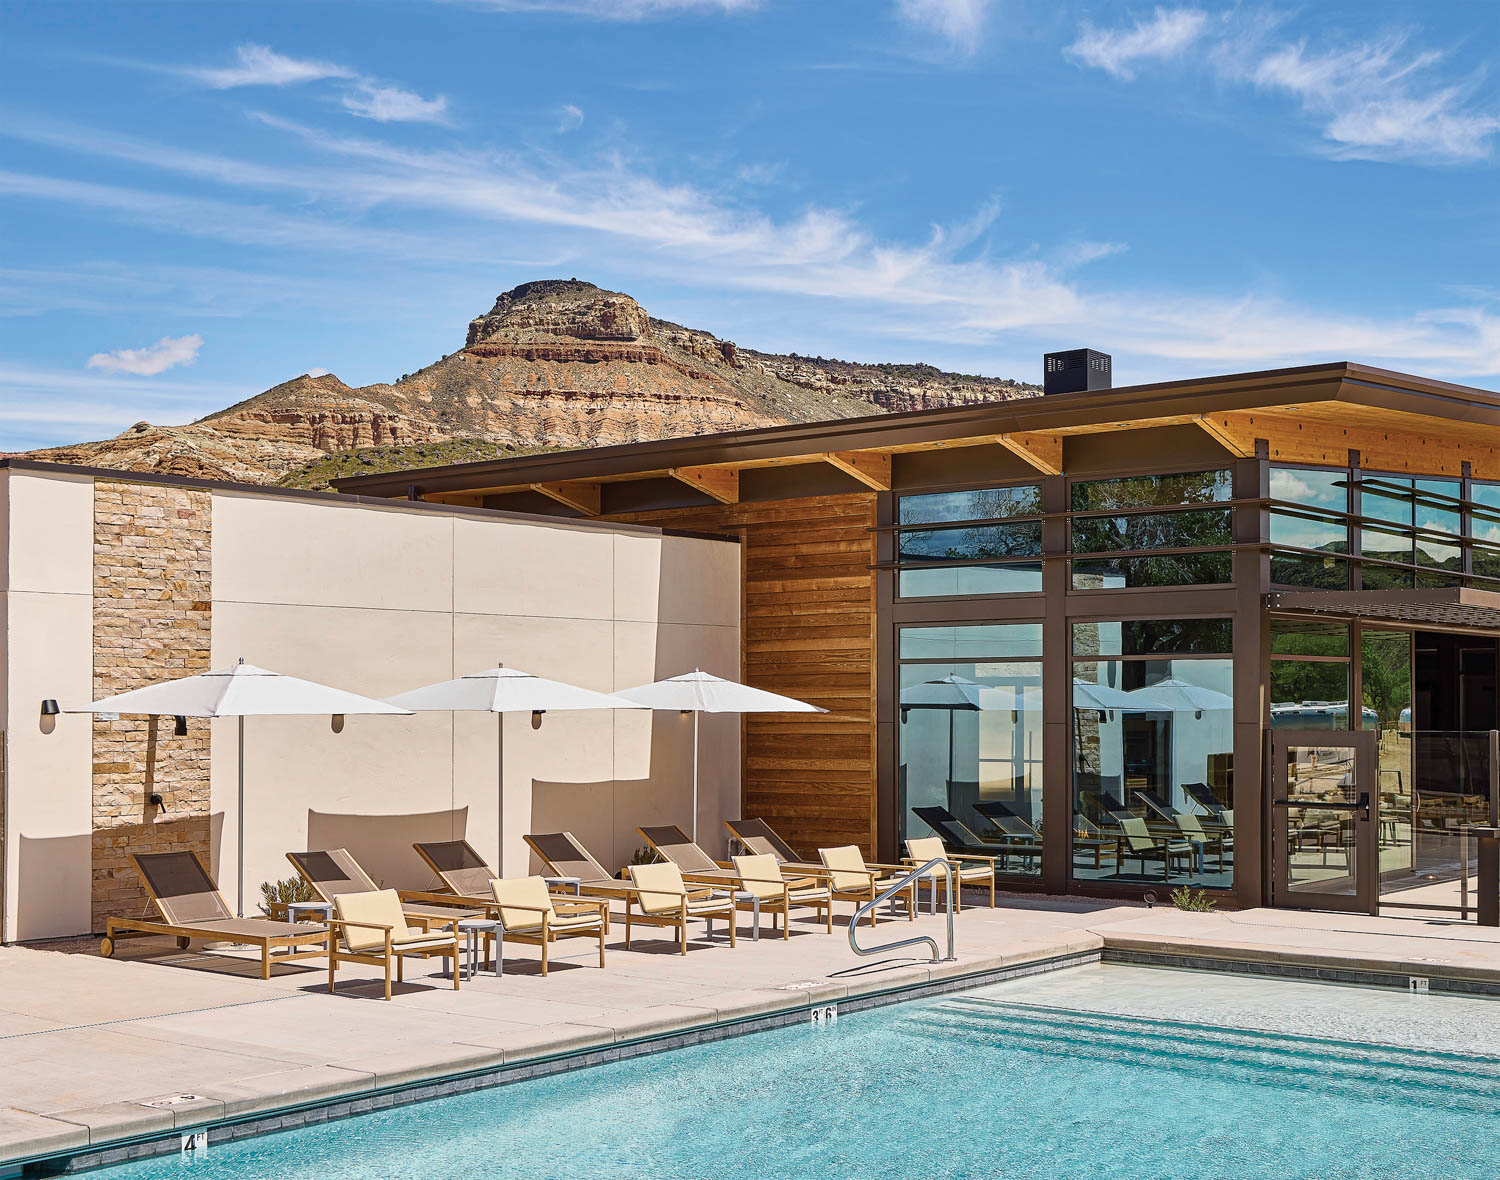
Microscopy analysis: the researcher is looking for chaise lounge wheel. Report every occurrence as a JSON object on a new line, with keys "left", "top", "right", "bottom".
{"left": 177, "top": 936, "right": 191, "bottom": 950}
{"left": 100, "top": 937, "right": 114, "bottom": 957}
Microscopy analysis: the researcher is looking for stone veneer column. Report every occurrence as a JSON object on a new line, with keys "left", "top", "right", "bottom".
{"left": 90, "top": 482, "right": 212, "bottom": 933}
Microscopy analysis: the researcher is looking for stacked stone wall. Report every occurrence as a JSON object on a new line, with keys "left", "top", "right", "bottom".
{"left": 90, "top": 482, "right": 212, "bottom": 932}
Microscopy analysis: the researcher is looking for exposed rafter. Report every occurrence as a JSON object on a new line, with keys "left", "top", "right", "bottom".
{"left": 670, "top": 465, "right": 739, "bottom": 504}
{"left": 822, "top": 450, "right": 891, "bottom": 490}
{"left": 530, "top": 481, "right": 601, "bottom": 516}
{"left": 995, "top": 432, "right": 1063, "bottom": 476}
{"left": 1194, "top": 414, "right": 1256, "bottom": 458}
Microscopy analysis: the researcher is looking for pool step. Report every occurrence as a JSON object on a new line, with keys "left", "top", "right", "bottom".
{"left": 903, "top": 998, "right": 1500, "bottom": 1109}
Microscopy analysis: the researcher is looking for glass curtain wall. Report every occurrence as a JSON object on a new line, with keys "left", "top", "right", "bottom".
{"left": 1360, "top": 477, "right": 1462, "bottom": 589}
{"left": 898, "top": 624, "right": 1042, "bottom": 876}
{"left": 1071, "top": 619, "right": 1234, "bottom": 889}
{"left": 1270, "top": 465, "right": 1352, "bottom": 589}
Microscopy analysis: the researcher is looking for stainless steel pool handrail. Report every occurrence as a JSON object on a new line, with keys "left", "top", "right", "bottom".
{"left": 847, "top": 857, "right": 956, "bottom": 963}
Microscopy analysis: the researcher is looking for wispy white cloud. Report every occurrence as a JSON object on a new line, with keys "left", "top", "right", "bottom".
{"left": 1251, "top": 37, "right": 1500, "bottom": 162}
{"left": 1067, "top": 9, "right": 1500, "bottom": 164}
{"left": 86, "top": 333, "right": 203, "bottom": 376}
{"left": 186, "top": 44, "right": 353, "bottom": 89}
{"left": 556, "top": 103, "right": 585, "bottom": 132}
{"left": 183, "top": 44, "right": 450, "bottom": 125}
{"left": 451, "top": 0, "right": 757, "bottom": 16}
{"left": 3, "top": 113, "right": 1495, "bottom": 382}
{"left": 1065, "top": 7, "right": 1208, "bottom": 80}
{"left": 342, "top": 83, "right": 451, "bottom": 125}
{"left": 895, "top": 0, "right": 995, "bottom": 56}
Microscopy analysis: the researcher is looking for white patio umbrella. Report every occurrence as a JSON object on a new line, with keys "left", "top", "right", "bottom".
{"left": 1071, "top": 678, "right": 1141, "bottom": 716}
{"left": 900, "top": 675, "right": 989, "bottom": 784}
{"left": 385, "top": 665, "right": 638, "bottom": 875}
{"left": 1127, "top": 678, "right": 1234, "bottom": 717}
{"left": 81, "top": 660, "right": 411, "bottom": 916}
{"left": 614, "top": 670, "right": 825, "bottom": 842}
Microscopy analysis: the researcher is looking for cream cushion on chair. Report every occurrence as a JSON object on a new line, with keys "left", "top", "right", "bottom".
{"left": 731, "top": 854, "right": 786, "bottom": 901}
{"left": 906, "top": 836, "right": 946, "bottom": 863}
{"left": 629, "top": 861, "right": 687, "bottom": 913}
{"left": 490, "top": 876, "right": 601, "bottom": 933}
{"left": 335, "top": 890, "right": 417, "bottom": 953}
{"left": 819, "top": 845, "right": 871, "bottom": 890}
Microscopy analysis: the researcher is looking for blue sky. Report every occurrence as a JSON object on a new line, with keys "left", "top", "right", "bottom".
{"left": 1, "top": 0, "right": 1497, "bottom": 449}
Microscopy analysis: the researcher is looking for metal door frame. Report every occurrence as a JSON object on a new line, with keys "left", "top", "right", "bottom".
{"left": 1270, "top": 728, "right": 1378, "bottom": 914}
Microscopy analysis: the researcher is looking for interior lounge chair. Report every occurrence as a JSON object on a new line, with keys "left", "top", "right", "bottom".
{"left": 1117, "top": 817, "right": 1196, "bottom": 882}
{"left": 622, "top": 862, "right": 737, "bottom": 954}
{"left": 903, "top": 835, "right": 996, "bottom": 910}
{"left": 327, "top": 889, "right": 462, "bottom": 1000}
{"left": 912, "top": 805, "right": 1036, "bottom": 871}
{"left": 101, "top": 850, "right": 329, "bottom": 979}
{"left": 286, "top": 848, "right": 482, "bottom": 931}
{"left": 724, "top": 817, "right": 803, "bottom": 865}
{"left": 490, "top": 877, "right": 610, "bottom": 975}
{"left": 730, "top": 852, "right": 834, "bottom": 937}
{"left": 523, "top": 832, "right": 630, "bottom": 898}
{"left": 1174, "top": 813, "right": 1230, "bottom": 871}
{"left": 1182, "top": 781, "right": 1232, "bottom": 822}
{"left": 1137, "top": 790, "right": 1185, "bottom": 824}
{"left": 818, "top": 845, "right": 917, "bottom": 927}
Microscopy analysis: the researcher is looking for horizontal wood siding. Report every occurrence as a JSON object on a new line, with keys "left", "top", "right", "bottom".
{"left": 609, "top": 494, "right": 877, "bottom": 857}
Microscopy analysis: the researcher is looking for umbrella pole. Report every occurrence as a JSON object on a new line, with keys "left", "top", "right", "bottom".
{"left": 504, "top": 710, "right": 510, "bottom": 875}
{"left": 236, "top": 715, "right": 245, "bottom": 918}
{"left": 692, "top": 710, "right": 700, "bottom": 844}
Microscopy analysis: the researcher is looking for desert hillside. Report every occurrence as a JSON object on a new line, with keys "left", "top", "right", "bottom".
{"left": 21, "top": 280, "right": 1040, "bottom": 487}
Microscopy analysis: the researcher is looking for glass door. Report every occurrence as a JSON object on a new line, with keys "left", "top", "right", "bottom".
{"left": 1271, "top": 729, "right": 1377, "bottom": 914}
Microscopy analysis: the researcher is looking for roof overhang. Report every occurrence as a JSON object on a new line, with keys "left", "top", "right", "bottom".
{"left": 1268, "top": 587, "right": 1500, "bottom": 634}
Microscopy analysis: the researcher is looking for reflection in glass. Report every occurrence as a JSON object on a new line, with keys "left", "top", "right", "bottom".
{"left": 1281, "top": 742, "right": 1361, "bottom": 896}
{"left": 1073, "top": 618, "right": 1233, "bottom": 658}
{"left": 899, "top": 485, "right": 1040, "bottom": 525}
{"left": 898, "top": 658, "right": 1042, "bottom": 876}
{"left": 1270, "top": 619, "right": 1349, "bottom": 657}
{"left": 899, "top": 625, "right": 1043, "bottom": 661}
{"left": 899, "top": 563, "right": 1043, "bottom": 598}
{"left": 1070, "top": 658, "right": 1234, "bottom": 888}
{"left": 1270, "top": 466, "right": 1347, "bottom": 512}
{"left": 1071, "top": 470, "right": 1232, "bottom": 511}
{"left": 1270, "top": 661, "right": 1352, "bottom": 728}
{"left": 1361, "top": 629, "right": 1413, "bottom": 887}
{"left": 896, "top": 487, "right": 1043, "bottom": 598}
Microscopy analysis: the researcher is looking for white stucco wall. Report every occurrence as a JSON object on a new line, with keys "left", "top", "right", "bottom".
{"left": 0, "top": 472, "right": 740, "bottom": 940}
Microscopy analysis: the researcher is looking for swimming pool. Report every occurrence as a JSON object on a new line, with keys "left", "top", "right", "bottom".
{"left": 99, "top": 965, "right": 1500, "bottom": 1179}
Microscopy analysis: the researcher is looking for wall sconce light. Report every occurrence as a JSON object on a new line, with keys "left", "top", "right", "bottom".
{"left": 331, "top": 714, "right": 345, "bottom": 734}
{"left": 531, "top": 710, "right": 545, "bottom": 729}
{"left": 41, "top": 699, "right": 59, "bottom": 716}
{"left": 173, "top": 715, "right": 188, "bottom": 737}
{"left": 899, "top": 707, "right": 910, "bottom": 724}
{"left": 148, "top": 792, "right": 168, "bottom": 812}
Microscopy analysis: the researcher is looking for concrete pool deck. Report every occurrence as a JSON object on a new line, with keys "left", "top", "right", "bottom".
{"left": 5, "top": 896, "right": 1500, "bottom": 1171}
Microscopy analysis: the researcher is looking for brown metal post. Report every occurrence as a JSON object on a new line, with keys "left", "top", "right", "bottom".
{"left": 874, "top": 491, "right": 897, "bottom": 861}
{"left": 1233, "top": 450, "right": 1269, "bottom": 908}
{"left": 1040, "top": 472, "right": 1071, "bottom": 891}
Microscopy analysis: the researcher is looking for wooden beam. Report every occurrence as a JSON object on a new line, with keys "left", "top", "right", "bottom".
{"left": 422, "top": 491, "right": 485, "bottom": 507}
{"left": 1195, "top": 414, "right": 1256, "bottom": 458}
{"left": 669, "top": 466, "right": 739, "bottom": 504}
{"left": 530, "top": 481, "right": 600, "bottom": 516}
{"left": 821, "top": 451, "right": 891, "bottom": 490}
{"left": 995, "top": 432, "right": 1063, "bottom": 476}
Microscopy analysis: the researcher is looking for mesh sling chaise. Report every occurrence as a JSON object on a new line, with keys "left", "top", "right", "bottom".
{"left": 903, "top": 835, "right": 997, "bottom": 910}
{"left": 411, "top": 839, "right": 498, "bottom": 902}
{"left": 327, "top": 889, "right": 462, "bottom": 1000}
{"left": 639, "top": 823, "right": 831, "bottom": 895}
{"left": 286, "top": 848, "right": 483, "bottom": 930}
{"left": 522, "top": 832, "right": 633, "bottom": 901}
{"left": 102, "top": 850, "right": 329, "bottom": 979}
{"left": 722, "top": 818, "right": 803, "bottom": 865}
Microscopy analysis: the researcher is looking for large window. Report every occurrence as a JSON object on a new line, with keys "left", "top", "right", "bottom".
{"left": 1359, "top": 476, "right": 1462, "bottom": 589}
{"left": 1071, "top": 618, "right": 1234, "bottom": 889}
{"left": 1071, "top": 470, "right": 1233, "bottom": 589}
{"left": 1270, "top": 465, "right": 1351, "bottom": 589}
{"left": 896, "top": 485, "right": 1042, "bottom": 598}
{"left": 1269, "top": 619, "right": 1354, "bottom": 729}
{"left": 898, "top": 623, "right": 1042, "bottom": 876}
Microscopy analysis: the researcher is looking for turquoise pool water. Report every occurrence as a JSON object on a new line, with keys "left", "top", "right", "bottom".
{"left": 102, "top": 972, "right": 1500, "bottom": 1179}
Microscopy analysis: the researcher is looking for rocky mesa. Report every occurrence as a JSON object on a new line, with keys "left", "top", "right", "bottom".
{"left": 19, "top": 279, "right": 1040, "bottom": 486}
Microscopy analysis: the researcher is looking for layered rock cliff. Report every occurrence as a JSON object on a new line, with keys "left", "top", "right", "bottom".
{"left": 20, "top": 280, "right": 1040, "bottom": 485}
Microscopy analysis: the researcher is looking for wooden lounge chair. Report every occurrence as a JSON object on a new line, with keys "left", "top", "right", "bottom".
{"left": 641, "top": 823, "right": 829, "bottom": 895}
{"left": 286, "top": 848, "right": 483, "bottom": 931}
{"left": 723, "top": 817, "right": 802, "bottom": 864}
{"left": 411, "top": 839, "right": 497, "bottom": 902}
{"left": 622, "top": 862, "right": 737, "bottom": 954}
{"left": 522, "top": 831, "right": 630, "bottom": 897}
{"left": 327, "top": 889, "right": 462, "bottom": 1000}
{"left": 101, "top": 850, "right": 328, "bottom": 979}
{"left": 818, "top": 845, "right": 917, "bottom": 927}
{"left": 729, "top": 852, "right": 834, "bottom": 937}
{"left": 903, "top": 835, "right": 997, "bottom": 910}
{"left": 490, "top": 877, "right": 610, "bottom": 975}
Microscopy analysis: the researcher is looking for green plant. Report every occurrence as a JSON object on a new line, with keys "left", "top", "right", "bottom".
{"left": 1170, "top": 886, "right": 1218, "bottom": 913}
{"left": 258, "top": 875, "right": 316, "bottom": 916}
{"left": 617, "top": 846, "right": 663, "bottom": 877}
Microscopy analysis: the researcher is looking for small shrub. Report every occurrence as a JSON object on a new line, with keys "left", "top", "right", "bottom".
{"left": 1170, "top": 886, "right": 1218, "bottom": 913}
{"left": 259, "top": 875, "right": 316, "bottom": 916}
{"left": 617, "top": 846, "right": 663, "bottom": 877}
